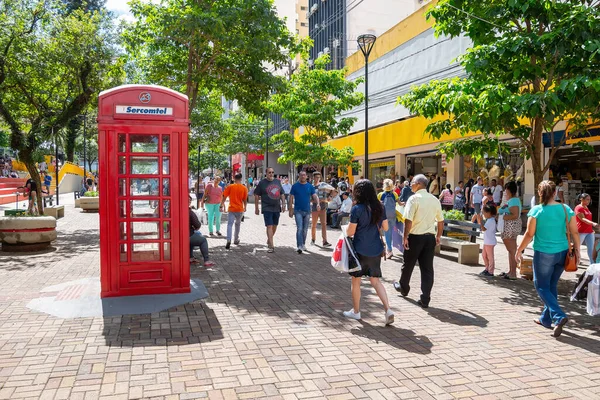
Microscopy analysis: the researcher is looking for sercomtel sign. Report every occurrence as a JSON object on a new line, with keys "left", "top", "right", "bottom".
{"left": 115, "top": 105, "right": 174, "bottom": 115}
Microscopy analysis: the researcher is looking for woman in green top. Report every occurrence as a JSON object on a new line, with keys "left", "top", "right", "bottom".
{"left": 516, "top": 181, "right": 580, "bottom": 338}
{"left": 499, "top": 181, "right": 522, "bottom": 279}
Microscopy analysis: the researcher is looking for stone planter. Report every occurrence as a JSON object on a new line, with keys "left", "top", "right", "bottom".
{"left": 80, "top": 197, "right": 99, "bottom": 212}
{"left": 0, "top": 216, "right": 57, "bottom": 251}
{"left": 74, "top": 198, "right": 81, "bottom": 208}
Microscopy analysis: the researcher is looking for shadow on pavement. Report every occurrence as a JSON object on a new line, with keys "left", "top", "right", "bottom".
{"left": 351, "top": 320, "right": 433, "bottom": 354}
{"left": 402, "top": 297, "right": 488, "bottom": 327}
{"left": 475, "top": 274, "right": 600, "bottom": 338}
{"left": 101, "top": 302, "right": 223, "bottom": 347}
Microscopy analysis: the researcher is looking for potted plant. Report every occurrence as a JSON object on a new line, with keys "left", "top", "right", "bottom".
{"left": 80, "top": 191, "right": 100, "bottom": 212}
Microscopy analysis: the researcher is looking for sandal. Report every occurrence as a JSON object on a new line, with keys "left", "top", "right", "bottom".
{"left": 503, "top": 275, "right": 517, "bottom": 280}
{"left": 534, "top": 319, "right": 552, "bottom": 329}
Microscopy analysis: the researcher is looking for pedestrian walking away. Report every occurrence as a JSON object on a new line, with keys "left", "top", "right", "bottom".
{"left": 288, "top": 171, "right": 319, "bottom": 254}
{"left": 254, "top": 167, "right": 286, "bottom": 253}
{"left": 221, "top": 173, "right": 248, "bottom": 250}
{"left": 574, "top": 193, "right": 597, "bottom": 264}
{"left": 203, "top": 176, "right": 224, "bottom": 236}
{"left": 394, "top": 174, "right": 444, "bottom": 308}
{"left": 516, "top": 181, "right": 580, "bottom": 337}
{"left": 311, "top": 171, "right": 332, "bottom": 247}
{"left": 378, "top": 179, "right": 399, "bottom": 258}
{"left": 343, "top": 179, "right": 394, "bottom": 326}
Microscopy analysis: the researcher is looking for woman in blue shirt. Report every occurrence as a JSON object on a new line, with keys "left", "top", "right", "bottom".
{"left": 343, "top": 180, "right": 394, "bottom": 326}
{"left": 516, "top": 181, "right": 580, "bottom": 338}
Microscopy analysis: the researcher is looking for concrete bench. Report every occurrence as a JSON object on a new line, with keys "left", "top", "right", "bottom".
{"left": 435, "top": 219, "right": 481, "bottom": 265}
{"left": 436, "top": 237, "right": 480, "bottom": 264}
{"left": 45, "top": 205, "right": 65, "bottom": 219}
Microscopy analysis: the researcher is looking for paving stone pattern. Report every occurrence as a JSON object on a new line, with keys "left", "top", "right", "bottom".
{"left": 0, "top": 195, "right": 599, "bottom": 399}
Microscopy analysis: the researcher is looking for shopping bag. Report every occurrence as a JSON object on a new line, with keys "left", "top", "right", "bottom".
{"left": 195, "top": 209, "right": 208, "bottom": 225}
{"left": 331, "top": 233, "right": 348, "bottom": 272}
{"left": 497, "top": 214, "right": 504, "bottom": 233}
{"left": 330, "top": 229, "right": 362, "bottom": 273}
{"left": 587, "top": 274, "right": 600, "bottom": 316}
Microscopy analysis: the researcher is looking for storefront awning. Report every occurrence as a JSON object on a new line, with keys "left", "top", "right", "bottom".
{"left": 247, "top": 153, "right": 264, "bottom": 161}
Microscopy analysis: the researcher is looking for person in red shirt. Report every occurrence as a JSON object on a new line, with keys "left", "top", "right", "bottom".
{"left": 575, "top": 193, "right": 598, "bottom": 264}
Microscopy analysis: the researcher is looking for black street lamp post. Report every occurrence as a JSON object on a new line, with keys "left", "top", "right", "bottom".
{"left": 357, "top": 34, "right": 377, "bottom": 181}
{"left": 265, "top": 114, "right": 269, "bottom": 170}
{"left": 54, "top": 127, "right": 59, "bottom": 205}
{"left": 196, "top": 144, "right": 201, "bottom": 208}
{"left": 81, "top": 114, "right": 87, "bottom": 180}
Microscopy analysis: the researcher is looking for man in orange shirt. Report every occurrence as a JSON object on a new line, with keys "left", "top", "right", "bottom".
{"left": 221, "top": 173, "right": 249, "bottom": 249}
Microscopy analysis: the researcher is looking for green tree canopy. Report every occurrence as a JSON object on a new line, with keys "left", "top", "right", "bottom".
{"left": 0, "top": 0, "right": 122, "bottom": 209}
{"left": 268, "top": 54, "right": 364, "bottom": 170}
{"left": 124, "top": 0, "right": 304, "bottom": 116}
{"left": 222, "top": 110, "right": 267, "bottom": 157}
{"left": 399, "top": 0, "right": 600, "bottom": 188}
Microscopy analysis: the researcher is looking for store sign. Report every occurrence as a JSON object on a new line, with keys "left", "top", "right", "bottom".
{"left": 441, "top": 154, "right": 447, "bottom": 168}
{"left": 369, "top": 161, "right": 395, "bottom": 168}
{"left": 115, "top": 105, "right": 173, "bottom": 116}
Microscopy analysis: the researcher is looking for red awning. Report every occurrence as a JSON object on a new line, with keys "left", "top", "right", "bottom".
{"left": 247, "top": 153, "right": 264, "bottom": 161}
{"left": 233, "top": 163, "right": 241, "bottom": 171}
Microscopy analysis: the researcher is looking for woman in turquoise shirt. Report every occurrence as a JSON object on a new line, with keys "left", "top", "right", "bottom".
{"left": 516, "top": 181, "right": 580, "bottom": 338}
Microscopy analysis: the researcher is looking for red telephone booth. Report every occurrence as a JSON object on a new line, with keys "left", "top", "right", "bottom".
{"left": 97, "top": 85, "right": 190, "bottom": 298}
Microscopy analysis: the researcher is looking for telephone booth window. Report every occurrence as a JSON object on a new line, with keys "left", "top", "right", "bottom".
{"left": 118, "top": 133, "right": 172, "bottom": 264}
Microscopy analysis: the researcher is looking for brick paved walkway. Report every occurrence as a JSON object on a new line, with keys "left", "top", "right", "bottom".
{"left": 1, "top": 196, "right": 599, "bottom": 399}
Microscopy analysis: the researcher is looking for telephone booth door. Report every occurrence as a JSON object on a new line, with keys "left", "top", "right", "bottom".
{"left": 98, "top": 85, "right": 190, "bottom": 298}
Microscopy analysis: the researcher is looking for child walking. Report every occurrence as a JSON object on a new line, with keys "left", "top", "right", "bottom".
{"left": 478, "top": 203, "right": 497, "bottom": 277}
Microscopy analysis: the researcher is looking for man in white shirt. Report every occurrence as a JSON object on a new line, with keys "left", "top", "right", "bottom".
{"left": 331, "top": 192, "right": 352, "bottom": 228}
{"left": 470, "top": 177, "right": 484, "bottom": 215}
{"left": 490, "top": 179, "right": 502, "bottom": 204}
{"left": 393, "top": 174, "right": 444, "bottom": 308}
{"left": 282, "top": 178, "right": 292, "bottom": 201}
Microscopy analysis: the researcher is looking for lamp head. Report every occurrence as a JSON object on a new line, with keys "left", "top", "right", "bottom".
{"left": 357, "top": 34, "right": 377, "bottom": 58}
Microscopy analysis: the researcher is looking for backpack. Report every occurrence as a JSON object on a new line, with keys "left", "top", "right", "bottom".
{"left": 381, "top": 191, "right": 397, "bottom": 221}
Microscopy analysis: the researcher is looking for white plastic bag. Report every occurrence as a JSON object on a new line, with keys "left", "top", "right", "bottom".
{"left": 330, "top": 228, "right": 362, "bottom": 273}
{"left": 195, "top": 209, "right": 208, "bottom": 225}
{"left": 331, "top": 233, "right": 349, "bottom": 272}
{"left": 587, "top": 274, "right": 600, "bottom": 316}
{"left": 497, "top": 214, "right": 504, "bottom": 233}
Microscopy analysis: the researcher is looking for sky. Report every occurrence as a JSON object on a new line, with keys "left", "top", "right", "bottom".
{"left": 106, "top": 0, "right": 135, "bottom": 23}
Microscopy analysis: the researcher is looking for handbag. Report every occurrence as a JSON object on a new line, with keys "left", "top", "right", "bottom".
{"left": 563, "top": 205, "right": 578, "bottom": 272}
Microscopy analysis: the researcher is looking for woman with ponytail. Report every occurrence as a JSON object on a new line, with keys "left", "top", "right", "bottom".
{"left": 517, "top": 181, "right": 580, "bottom": 338}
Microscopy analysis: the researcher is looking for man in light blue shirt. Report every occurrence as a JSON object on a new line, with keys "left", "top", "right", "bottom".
{"left": 289, "top": 171, "right": 319, "bottom": 254}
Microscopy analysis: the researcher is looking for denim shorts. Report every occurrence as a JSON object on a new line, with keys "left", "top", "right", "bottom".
{"left": 263, "top": 211, "right": 281, "bottom": 226}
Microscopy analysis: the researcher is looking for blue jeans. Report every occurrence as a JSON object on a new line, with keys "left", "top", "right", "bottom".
{"left": 190, "top": 231, "right": 209, "bottom": 261}
{"left": 384, "top": 222, "right": 393, "bottom": 252}
{"left": 533, "top": 250, "right": 568, "bottom": 327}
{"left": 294, "top": 210, "right": 311, "bottom": 248}
{"left": 579, "top": 232, "right": 594, "bottom": 264}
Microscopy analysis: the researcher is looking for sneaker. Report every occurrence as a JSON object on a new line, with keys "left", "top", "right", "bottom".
{"left": 417, "top": 299, "right": 429, "bottom": 309}
{"left": 267, "top": 247, "right": 275, "bottom": 253}
{"left": 204, "top": 260, "right": 216, "bottom": 267}
{"left": 386, "top": 251, "right": 393, "bottom": 259}
{"left": 343, "top": 309, "right": 361, "bottom": 320}
{"left": 297, "top": 248, "right": 302, "bottom": 254}
{"left": 190, "top": 257, "right": 201, "bottom": 264}
{"left": 322, "top": 241, "right": 332, "bottom": 247}
{"left": 216, "top": 231, "right": 222, "bottom": 237}
{"left": 301, "top": 245, "right": 307, "bottom": 252}
{"left": 234, "top": 239, "right": 240, "bottom": 245}
{"left": 225, "top": 241, "right": 231, "bottom": 250}
{"left": 209, "top": 232, "right": 214, "bottom": 237}
{"left": 385, "top": 309, "right": 395, "bottom": 326}
{"left": 479, "top": 270, "right": 493, "bottom": 277}
{"left": 311, "top": 240, "right": 316, "bottom": 246}
{"left": 241, "top": 216, "right": 245, "bottom": 222}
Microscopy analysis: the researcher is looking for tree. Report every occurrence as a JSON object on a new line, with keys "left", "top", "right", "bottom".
{"left": 222, "top": 110, "right": 267, "bottom": 157}
{"left": 0, "top": 1, "right": 121, "bottom": 210}
{"left": 398, "top": 0, "right": 600, "bottom": 189}
{"left": 268, "top": 54, "right": 364, "bottom": 171}
{"left": 124, "top": 0, "right": 304, "bottom": 117}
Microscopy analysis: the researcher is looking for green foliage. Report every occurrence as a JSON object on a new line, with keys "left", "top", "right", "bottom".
{"left": 189, "top": 148, "right": 229, "bottom": 176}
{"left": 189, "top": 90, "right": 229, "bottom": 153}
{"left": 84, "top": 191, "right": 99, "bottom": 197}
{"left": 399, "top": 0, "right": 600, "bottom": 186}
{"left": 268, "top": 54, "right": 364, "bottom": 169}
{"left": 124, "top": 0, "right": 305, "bottom": 116}
{"left": 0, "top": 0, "right": 121, "bottom": 211}
{"left": 222, "top": 110, "right": 267, "bottom": 156}
{"left": 442, "top": 209, "right": 465, "bottom": 221}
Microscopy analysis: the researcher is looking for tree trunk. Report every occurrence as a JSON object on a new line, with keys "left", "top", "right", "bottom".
{"left": 22, "top": 154, "right": 44, "bottom": 215}
{"left": 530, "top": 118, "right": 545, "bottom": 195}
{"left": 64, "top": 118, "right": 79, "bottom": 162}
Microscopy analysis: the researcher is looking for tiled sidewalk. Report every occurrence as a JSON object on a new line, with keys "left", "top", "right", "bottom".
{"left": 0, "top": 196, "right": 599, "bottom": 399}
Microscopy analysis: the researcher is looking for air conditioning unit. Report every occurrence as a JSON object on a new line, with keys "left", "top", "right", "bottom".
{"left": 307, "top": 59, "right": 314, "bottom": 66}
{"left": 310, "top": 4, "right": 318, "bottom": 12}
{"left": 318, "top": 51, "right": 323, "bottom": 58}
{"left": 323, "top": 47, "right": 330, "bottom": 54}
{"left": 333, "top": 39, "right": 340, "bottom": 48}
{"left": 315, "top": 23, "right": 319, "bottom": 29}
